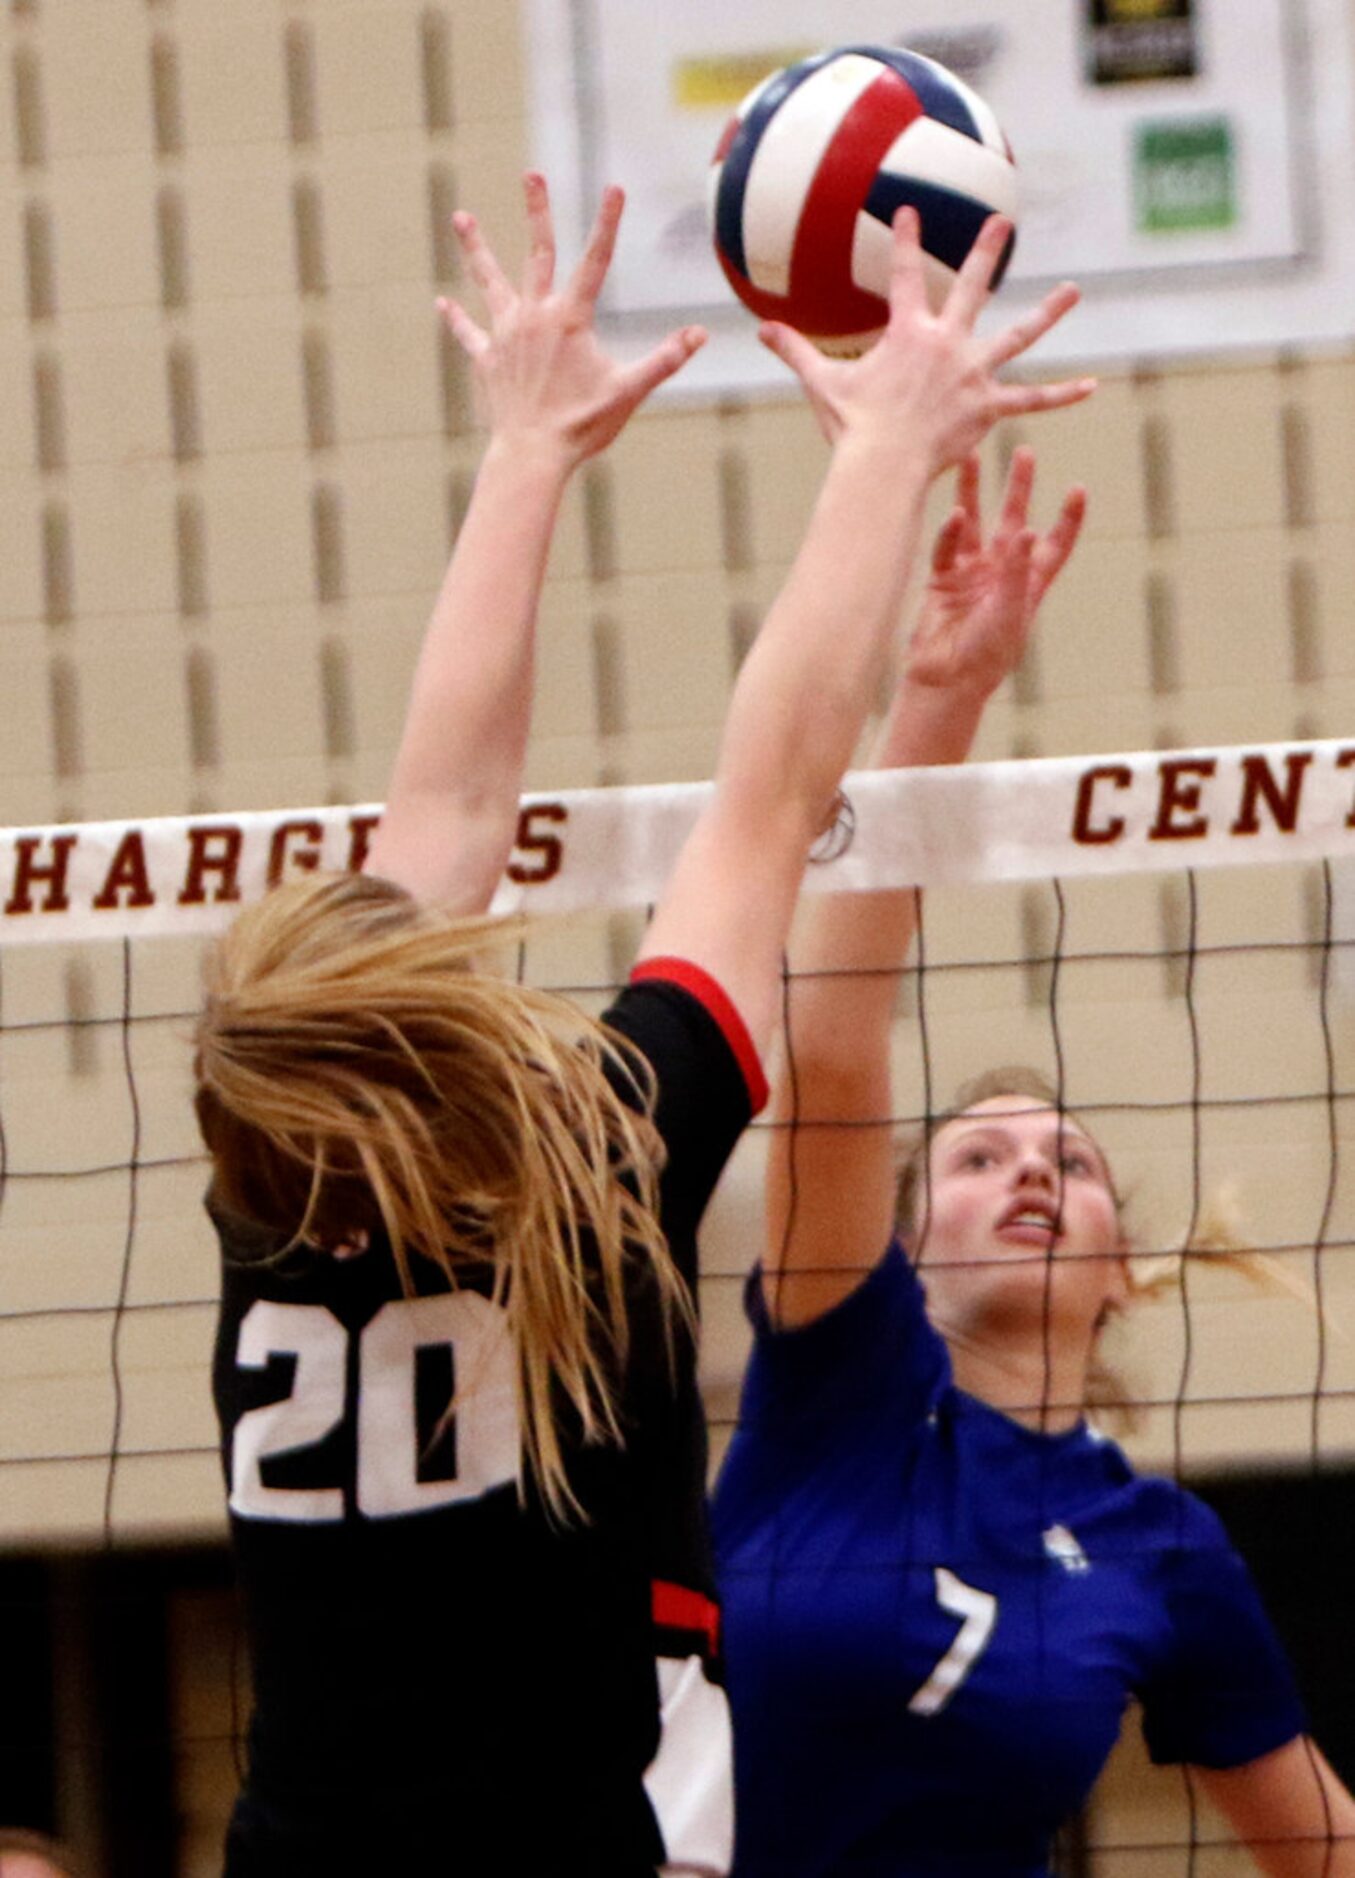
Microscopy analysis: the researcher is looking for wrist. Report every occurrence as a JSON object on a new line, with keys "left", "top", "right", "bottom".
{"left": 479, "top": 429, "right": 578, "bottom": 485}
{"left": 822, "top": 433, "right": 933, "bottom": 544}
{"left": 899, "top": 663, "right": 1002, "bottom": 709}
{"left": 877, "top": 673, "right": 992, "bottom": 767}
{"left": 830, "top": 428, "right": 933, "bottom": 492}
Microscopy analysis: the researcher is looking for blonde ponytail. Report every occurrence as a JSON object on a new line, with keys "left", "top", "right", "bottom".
{"left": 195, "top": 872, "right": 689, "bottom": 1519}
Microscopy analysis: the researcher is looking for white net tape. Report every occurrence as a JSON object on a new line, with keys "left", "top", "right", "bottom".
{"left": 4, "top": 737, "right": 1355, "bottom": 944}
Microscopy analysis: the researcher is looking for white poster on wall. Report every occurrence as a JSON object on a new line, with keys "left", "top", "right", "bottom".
{"left": 525, "top": 0, "right": 1355, "bottom": 397}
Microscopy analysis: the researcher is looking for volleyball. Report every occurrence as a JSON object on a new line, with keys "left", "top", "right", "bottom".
{"left": 710, "top": 46, "right": 1018, "bottom": 354}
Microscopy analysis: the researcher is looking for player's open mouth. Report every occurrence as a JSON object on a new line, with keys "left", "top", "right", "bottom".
{"left": 996, "top": 1207, "right": 1060, "bottom": 1244}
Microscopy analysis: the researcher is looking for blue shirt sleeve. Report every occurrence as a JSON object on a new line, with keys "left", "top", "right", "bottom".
{"left": 734, "top": 1241, "right": 949, "bottom": 1441}
{"left": 1140, "top": 1495, "right": 1306, "bottom": 1769}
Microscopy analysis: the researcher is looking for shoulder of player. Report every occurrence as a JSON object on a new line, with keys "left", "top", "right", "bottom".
{"left": 605, "top": 967, "right": 767, "bottom": 1112}
{"left": 1081, "top": 1463, "right": 1235, "bottom": 1560}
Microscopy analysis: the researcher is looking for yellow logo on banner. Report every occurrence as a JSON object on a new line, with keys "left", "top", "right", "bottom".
{"left": 672, "top": 50, "right": 813, "bottom": 111}
{"left": 1105, "top": 0, "right": 1180, "bottom": 16}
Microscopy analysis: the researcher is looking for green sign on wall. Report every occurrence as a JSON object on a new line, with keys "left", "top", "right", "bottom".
{"left": 1135, "top": 117, "right": 1237, "bottom": 231}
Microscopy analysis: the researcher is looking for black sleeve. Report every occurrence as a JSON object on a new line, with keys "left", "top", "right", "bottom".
{"left": 603, "top": 967, "right": 765, "bottom": 1291}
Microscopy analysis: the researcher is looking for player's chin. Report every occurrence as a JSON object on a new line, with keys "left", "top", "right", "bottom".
{"left": 944, "top": 1251, "right": 1057, "bottom": 1307}
{"left": 976, "top": 1248, "right": 1103, "bottom": 1298}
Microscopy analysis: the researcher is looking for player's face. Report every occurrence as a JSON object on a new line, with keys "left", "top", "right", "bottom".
{"left": 914, "top": 1096, "right": 1126, "bottom": 1334}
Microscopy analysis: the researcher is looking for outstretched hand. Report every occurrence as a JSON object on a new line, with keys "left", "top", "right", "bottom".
{"left": 904, "top": 447, "right": 1086, "bottom": 698}
{"left": 439, "top": 172, "right": 706, "bottom": 468}
{"left": 758, "top": 211, "right": 1095, "bottom": 475}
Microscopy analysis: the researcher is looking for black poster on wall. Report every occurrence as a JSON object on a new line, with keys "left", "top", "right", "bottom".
{"left": 1084, "top": 0, "right": 1200, "bottom": 84}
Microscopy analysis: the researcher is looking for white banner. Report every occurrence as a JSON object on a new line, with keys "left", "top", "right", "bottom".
{"left": 5, "top": 739, "right": 1355, "bottom": 946}
{"left": 526, "top": 0, "right": 1355, "bottom": 395}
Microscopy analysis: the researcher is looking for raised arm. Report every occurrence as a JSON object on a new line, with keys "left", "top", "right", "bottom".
{"left": 637, "top": 215, "right": 1091, "bottom": 1062}
{"left": 363, "top": 173, "right": 705, "bottom": 911}
{"left": 762, "top": 447, "right": 1086, "bottom": 1326}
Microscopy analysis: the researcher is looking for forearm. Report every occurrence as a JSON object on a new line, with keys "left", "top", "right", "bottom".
{"left": 635, "top": 435, "right": 932, "bottom": 1064}
{"left": 713, "top": 436, "right": 932, "bottom": 850}
{"left": 765, "top": 647, "right": 1003, "bottom": 1303}
{"left": 364, "top": 437, "right": 572, "bottom": 906}
{"left": 777, "top": 666, "right": 994, "bottom": 1111}
{"left": 756, "top": 459, "right": 944, "bottom": 1308}
{"left": 780, "top": 436, "right": 1079, "bottom": 1087}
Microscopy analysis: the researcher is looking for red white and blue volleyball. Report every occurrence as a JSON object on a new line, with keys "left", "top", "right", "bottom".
{"left": 710, "top": 46, "right": 1018, "bottom": 354}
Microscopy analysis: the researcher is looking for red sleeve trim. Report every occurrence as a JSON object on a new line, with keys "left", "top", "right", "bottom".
{"left": 629, "top": 957, "right": 769, "bottom": 1115}
{"left": 652, "top": 1579, "right": 721, "bottom": 1656}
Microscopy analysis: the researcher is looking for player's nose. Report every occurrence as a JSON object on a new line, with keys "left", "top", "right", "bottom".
{"left": 1011, "top": 1148, "right": 1057, "bottom": 1190}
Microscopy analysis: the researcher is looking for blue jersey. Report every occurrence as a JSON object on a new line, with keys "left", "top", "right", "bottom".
{"left": 712, "top": 1244, "right": 1305, "bottom": 1878}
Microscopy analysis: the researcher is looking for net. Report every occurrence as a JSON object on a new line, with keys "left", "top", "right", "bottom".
{"left": 10, "top": 740, "right": 1355, "bottom": 1518}
{"left": 4, "top": 737, "right": 1355, "bottom": 1869}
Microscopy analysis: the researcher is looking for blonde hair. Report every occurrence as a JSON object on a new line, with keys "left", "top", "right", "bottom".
{"left": 194, "top": 872, "right": 688, "bottom": 1519}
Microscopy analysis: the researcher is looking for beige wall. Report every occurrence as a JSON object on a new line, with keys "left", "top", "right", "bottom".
{"left": 2, "top": 1, "right": 1355, "bottom": 1870}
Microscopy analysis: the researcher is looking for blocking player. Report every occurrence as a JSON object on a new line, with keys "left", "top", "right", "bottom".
{"left": 195, "top": 178, "right": 1092, "bottom": 1875}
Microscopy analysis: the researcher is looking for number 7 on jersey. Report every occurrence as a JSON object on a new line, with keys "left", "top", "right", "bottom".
{"left": 908, "top": 1567, "right": 999, "bottom": 1717}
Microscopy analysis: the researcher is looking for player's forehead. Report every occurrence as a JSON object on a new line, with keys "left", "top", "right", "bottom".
{"left": 933, "top": 1096, "right": 1111, "bottom": 1173}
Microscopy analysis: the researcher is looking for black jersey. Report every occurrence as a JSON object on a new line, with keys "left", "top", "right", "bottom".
{"left": 210, "top": 963, "right": 765, "bottom": 1877}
